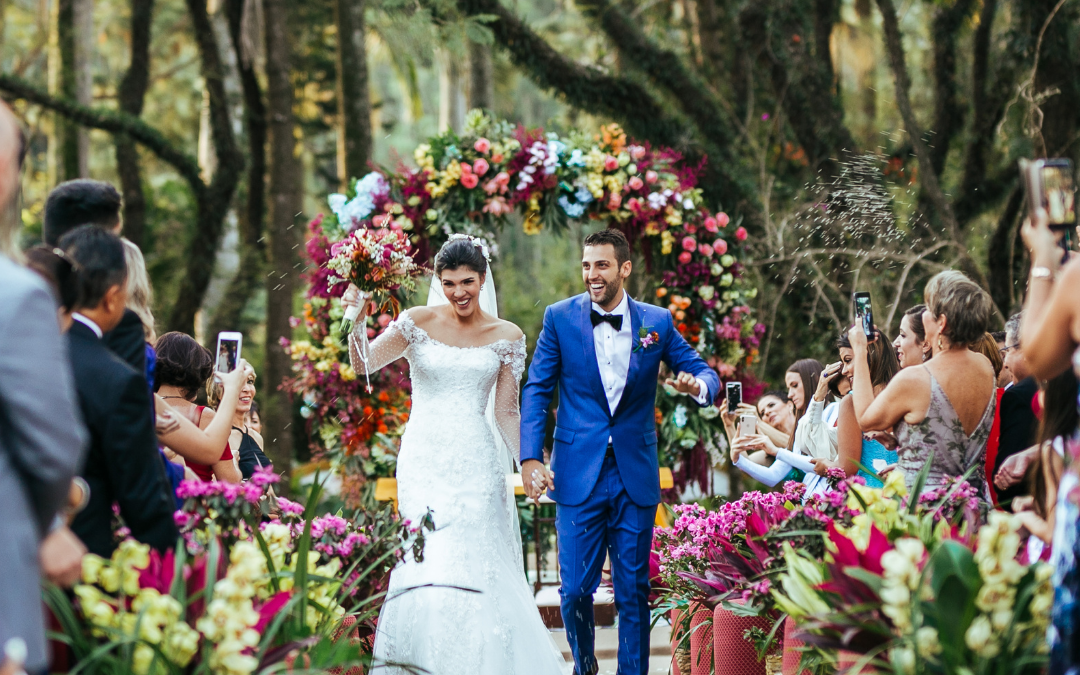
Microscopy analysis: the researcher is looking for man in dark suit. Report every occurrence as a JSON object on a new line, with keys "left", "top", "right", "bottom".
{"left": 61, "top": 226, "right": 177, "bottom": 557}
{"left": 994, "top": 313, "right": 1039, "bottom": 507}
{"left": 42, "top": 179, "right": 146, "bottom": 373}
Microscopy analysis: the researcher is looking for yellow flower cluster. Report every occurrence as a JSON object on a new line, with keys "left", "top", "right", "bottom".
{"left": 289, "top": 337, "right": 349, "bottom": 379}
{"left": 197, "top": 541, "right": 265, "bottom": 675}
{"left": 414, "top": 144, "right": 435, "bottom": 174}
{"left": 839, "top": 470, "right": 907, "bottom": 551}
{"left": 523, "top": 194, "right": 542, "bottom": 235}
{"left": 76, "top": 541, "right": 200, "bottom": 675}
{"left": 251, "top": 524, "right": 346, "bottom": 628}
{"left": 660, "top": 230, "right": 674, "bottom": 255}
{"left": 879, "top": 537, "right": 926, "bottom": 633}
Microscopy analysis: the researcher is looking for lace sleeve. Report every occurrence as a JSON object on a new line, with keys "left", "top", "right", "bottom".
{"left": 348, "top": 312, "right": 417, "bottom": 375}
{"left": 493, "top": 337, "right": 527, "bottom": 468}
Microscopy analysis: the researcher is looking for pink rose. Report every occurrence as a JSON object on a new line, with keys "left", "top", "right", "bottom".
{"left": 628, "top": 176, "right": 644, "bottom": 191}
{"left": 685, "top": 223, "right": 697, "bottom": 234}
{"left": 630, "top": 145, "right": 647, "bottom": 161}
{"left": 735, "top": 226, "right": 748, "bottom": 241}
{"left": 678, "top": 251, "right": 693, "bottom": 264}
{"left": 389, "top": 219, "right": 402, "bottom": 230}
{"left": 608, "top": 192, "right": 623, "bottom": 210}
{"left": 699, "top": 244, "right": 714, "bottom": 257}
{"left": 483, "top": 178, "right": 501, "bottom": 195}
{"left": 495, "top": 171, "right": 510, "bottom": 186}
{"left": 473, "top": 159, "right": 490, "bottom": 176}
{"left": 714, "top": 238, "right": 728, "bottom": 255}
{"left": 492, "top": 153, "right": 504, "bottom": 164}
{"left": 681, "top": 236, "right": 697, "bottom": 252}
{"left": 704, "top": 217, "right": 718, "bottom": 233}
{"left": 460, "top": 173, "right": 479, "bottom": 189}
{"left": 377, "top": 314, "right": 392, "bottom": 327}
{"left": 645, "top": 170, "right": 659, "bottom": 184}
{"left": 459, "top": 162, "right": 473, "bottom": 175}
{"left": 627, "top": 197, "right": 642, "bottom": 213}
{"left": 474, "top": 138, "right": 491, "bottom": 154}
{"left": 717, "top": 212, "right": 730, "bottom": 228}
{"left": 604, "top": 155, "right": 619, "bottom": 171}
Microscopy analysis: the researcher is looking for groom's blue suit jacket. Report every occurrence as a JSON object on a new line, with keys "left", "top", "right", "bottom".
{"left": 521, "top": 293, "right": 720, "bottom": 507}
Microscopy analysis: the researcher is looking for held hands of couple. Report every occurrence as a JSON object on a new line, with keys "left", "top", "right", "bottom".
{"left": 521, "top": 459, "right": 555, "bottom": 501}
{"left": 664, "top": 371, "right": 702, "bottom": 397}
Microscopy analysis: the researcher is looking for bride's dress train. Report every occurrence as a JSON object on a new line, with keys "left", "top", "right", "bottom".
{"left": 350, "top": 313, "right": 566, "bottom": 675}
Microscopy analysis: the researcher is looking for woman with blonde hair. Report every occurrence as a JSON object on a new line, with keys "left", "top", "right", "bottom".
{"left": 852, "top": 270, "right": 997, "bottom": 498}
{"left": 121, "top": 239, "right": 156, "bottom": 342}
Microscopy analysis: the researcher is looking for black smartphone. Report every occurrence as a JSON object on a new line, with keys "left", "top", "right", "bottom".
{"left": 1021, "top": 158, "right": 1077, "bottom": 231}
{"left": 853, "top": 292, "right": 874, "bottom": 339}
{"left": 726, "top": 381, "right": 742, "bottom": 410}
{"left": 216, "top": 331, "right": 242, "bottom": 373}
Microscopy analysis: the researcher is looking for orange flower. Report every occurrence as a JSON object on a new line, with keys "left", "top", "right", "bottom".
{"left": 601, "top": 124, "right": 627, "bottom": 155}
{"left": 655, "top": 408, "right": 663, "bottom": 425}
{"left": 656, "top": 288, "right": 668, "bottom": 298}
{"left": 378, "top": 391, "right": 390, "bottom": 403}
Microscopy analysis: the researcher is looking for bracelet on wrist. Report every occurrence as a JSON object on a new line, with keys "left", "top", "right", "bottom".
{"left": 1030, "top": 265, "right": 1054, "bottom": 280}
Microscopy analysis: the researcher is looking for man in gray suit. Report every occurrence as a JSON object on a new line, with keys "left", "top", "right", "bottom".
{"left": 0, "top": 102, "right": 87, "bottom": 673}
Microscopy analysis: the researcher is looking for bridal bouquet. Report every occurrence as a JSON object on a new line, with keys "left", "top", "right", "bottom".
{"left": 325, "top": 225, "right": 425, "bottom": 335}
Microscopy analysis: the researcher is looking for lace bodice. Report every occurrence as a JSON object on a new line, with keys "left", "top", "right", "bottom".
{"left": 349, "top": 311, "right": 526, "bottom": 458}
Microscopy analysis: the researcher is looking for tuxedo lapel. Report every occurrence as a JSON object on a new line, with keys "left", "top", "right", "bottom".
{"left": 579, "top": 295, "right": 612, "bottom": 416}
{"left": 614, "top": 297, "right": 645, "bottom": 418}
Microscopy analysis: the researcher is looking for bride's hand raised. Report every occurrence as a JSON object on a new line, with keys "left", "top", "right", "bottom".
{"left": 342, "top": 284, "right": 372, "bottom": 321}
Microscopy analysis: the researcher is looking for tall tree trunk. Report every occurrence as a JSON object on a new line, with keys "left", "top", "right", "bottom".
{"left": 262, "top": 0, "right": 303, "bottom": 491}
{"left": 334, "top": 0, "right": 372, "bottom": 189}
{"left": 166, "top": 0, "right": 244, "bottom": 334}
{"left": 438, "top": 48, "right": 465, "bottom": 133}
{"left": 115, "top": 0, "right": 154, "bottom": 250}
{"left": 208, "top": 0, "right": 268, "bottom": 339}
{"left": 467, "top": 41, "right": 494, "bottom": 111}
{"left": 73, "top": 0, "right": 91, "bottom": 176}
{"left": 53, "top": 0, "right": 80, "bottom": 181}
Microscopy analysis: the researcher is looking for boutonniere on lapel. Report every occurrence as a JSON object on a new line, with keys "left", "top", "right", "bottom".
{"left": 635, "top": 325, "right": 660, "bottom": 352}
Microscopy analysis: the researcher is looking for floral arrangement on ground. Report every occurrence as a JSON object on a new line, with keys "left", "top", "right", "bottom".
{"left": 282, "top": 109, "right": 764, "bottom": 502}
{"left": 652, "top": 466, "right": 1050, "bottom": 674}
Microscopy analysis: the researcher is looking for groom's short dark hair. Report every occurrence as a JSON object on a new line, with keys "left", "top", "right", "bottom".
{"left": 583, "top": 228, "right": 630, "bottom": 267}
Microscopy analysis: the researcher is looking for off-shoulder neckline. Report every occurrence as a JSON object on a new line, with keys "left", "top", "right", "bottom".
{"left": 397, "top": 312, "right": 525, "bottom": 352}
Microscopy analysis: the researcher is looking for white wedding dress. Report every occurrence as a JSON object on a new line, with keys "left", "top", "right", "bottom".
{"left": 349, "top": 311, "right": 567, "bottom": 675}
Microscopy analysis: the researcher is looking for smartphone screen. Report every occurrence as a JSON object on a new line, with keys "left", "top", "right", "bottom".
{"left": 1041, "top": 160, "right": 1076, "bottom": 229}
{"left": 726, "top": 382, "right": 742, "bottom": 410}
{"left": 216, "top": 332, "right": 242, "bottom": 373}
{"left": 853, "top": 292, "right": 874, "bottom": 338}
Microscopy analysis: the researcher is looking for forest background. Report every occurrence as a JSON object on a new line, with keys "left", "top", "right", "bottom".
{"left": 2, "top": 0, "right": 1077, "bottom": 488}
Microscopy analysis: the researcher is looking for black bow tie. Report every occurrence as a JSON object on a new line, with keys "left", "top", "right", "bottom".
{"left": 590, "top": 310, "right": 623, "bottom": 331}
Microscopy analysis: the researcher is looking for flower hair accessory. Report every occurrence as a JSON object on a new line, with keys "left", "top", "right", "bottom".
{"left": 446, "top": 233, "right": 491, "bottom": 262}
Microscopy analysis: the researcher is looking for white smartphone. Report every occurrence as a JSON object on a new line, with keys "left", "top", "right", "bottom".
{"left": 216, "top": 331, "right": 242, "bottom": 373}
{"left": 739, "top": 414, "right": 757, "bottom": 437}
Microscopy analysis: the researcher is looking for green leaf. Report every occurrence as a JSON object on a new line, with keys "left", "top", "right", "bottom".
{"left": 464, "top": 17, "right": 494, "bottom": 46}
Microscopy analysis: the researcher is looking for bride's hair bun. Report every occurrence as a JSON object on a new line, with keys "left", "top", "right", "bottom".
{"left": 435, "top": 236, "right": 488, "bottom": 277}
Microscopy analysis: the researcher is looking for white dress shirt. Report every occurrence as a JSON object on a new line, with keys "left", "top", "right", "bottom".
{"left": 72, "top": 312, "right": 103, "bottom": 338}
{"left": 591, "top": 292, "right": 710, "bottom": 419}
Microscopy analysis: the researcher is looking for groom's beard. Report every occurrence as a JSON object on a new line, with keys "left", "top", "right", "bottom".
{"left": 589, "top": 278, "right": 622, "bottom": 307}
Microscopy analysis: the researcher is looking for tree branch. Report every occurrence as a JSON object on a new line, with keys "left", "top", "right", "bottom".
{"left": 0, "top": 73, "right": 204, "bottom": 193}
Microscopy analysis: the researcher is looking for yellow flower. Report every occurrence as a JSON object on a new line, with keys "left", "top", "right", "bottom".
{"left": 82, "top": 554, "right": 106, "bottom": 585}
{"left": 132, "top": 643, "right": 156, "bottom": 675}
{"left": 964, "top": 615, "right": 999, "bottom": 657}
{"left": 339, "top": 363, "right": 356, "bottom": 382}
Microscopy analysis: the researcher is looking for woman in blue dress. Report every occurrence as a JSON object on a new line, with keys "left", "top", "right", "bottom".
{"left": 812, "top": 328, "right": 900, "bottom": 487}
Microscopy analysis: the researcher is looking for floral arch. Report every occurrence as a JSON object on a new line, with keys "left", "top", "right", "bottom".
{"left": 283, "top": 111, "right": 765, "bottom": 504}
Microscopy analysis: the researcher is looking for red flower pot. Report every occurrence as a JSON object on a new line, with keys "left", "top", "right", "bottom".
{"left": 712, "top": 602, "right": 776, "bottom": 675}
{"left": 782, "top": 616, "right": 809, "bottom": 675}
{"left": 688, "top": 603, "right": 714, "bottom": 675}
{"left": 837, "top": 650, "right": 878, "bottom": 674}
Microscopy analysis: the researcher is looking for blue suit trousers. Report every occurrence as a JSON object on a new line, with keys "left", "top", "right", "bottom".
{"left": 557, "top": 456, "right": 655, "bottom": 675}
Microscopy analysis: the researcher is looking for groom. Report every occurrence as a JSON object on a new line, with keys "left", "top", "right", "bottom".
{"left": 521, "top": 229, "right": 720, "bottom": 675}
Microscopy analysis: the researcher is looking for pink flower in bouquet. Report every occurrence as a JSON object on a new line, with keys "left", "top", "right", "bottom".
{"left": 460, "top": 173, "right": 479, "bottom": 189}
{"left": 628, "top": 176, "right": 644, "bottom": 191}
{"left": 473, "top": 158, "right": 490, "bottom": 176}
{"left": 483, "top": 196, "right": 513, "bottom": 216}
{"left": 704, "top": 216, "right": 718, "bottom": 233}
{"left": 377, "top": 313, "right": 392, "bottom": 328}
{"left": 630, "top": 145, "right": 647, "bottom": 161}
{"left": 604, "top": 155, "right": 619, "bottom": 171}
{"left": 645, "top": 170, "right": 659, "bottom": 184}
{"left": 716, "top": 212, "right": 730, "bottom": 228}
{"left": 474, "top": 138, "right": 491, "bottom": 153}
{"left": 492, "top": 153, "right": 505, "bottom": 164}
{"left": 678, "top": 251, "right": 693, "bottom": 264}
{"left": 626, "top": 197, "right": 643, "bottom": 213}
{"left": 714, "top": 238, "right": 728, "bottom": 255}
{"left": 681, "top": 236, "right": 697, "bottom": 252}
{"left": 735, "top": 226, "right": 748, "bottom": 241}
{"left": 699, "top": 244, "right": 714, "bottom": 257}
{"left": 608, "top": 192, "right": 622, "bottom": 210}
{"left": 367, "top": 327, "right": 376, "bottom": 339}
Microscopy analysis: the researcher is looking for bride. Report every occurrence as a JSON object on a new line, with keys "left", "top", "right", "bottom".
{"left": 342, "top": 235, "right": 566, "bottom": 675}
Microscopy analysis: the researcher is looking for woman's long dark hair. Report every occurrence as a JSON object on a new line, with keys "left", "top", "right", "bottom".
{"left": 838, "top": 329, "right": 901, "bottom": 389}
{"left": 155, "top": 331, "right": 213, "bottom": 400}
{"left": 1029, "top": 369, "right": 1079, "bottom": 518}
{"left": 785, "top": 359, "right": 827, "bottom": 451}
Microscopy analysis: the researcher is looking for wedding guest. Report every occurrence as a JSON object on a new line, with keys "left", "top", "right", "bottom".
{"left": 0, "top": 102, "right": 87, "bottom": 675}
{"left": 795, "top": 359, "right": 847, "bottom": 461}
{"left": 813, "top": 329, "right": 900, "bottom": 487}
{"left": 992, "top": 331, "right": 1012, "bottom": 387}
{"left": 721, "top": 390, "right": 796, "bottom": 464}
{"left": 209, "top": 369, "right": 271, "bottom": 479}
{"left": 154, "top": 332, "right": 241, "bottom": 483}
{"left": 893, "top": 304, "right": 931, "bottom": 368}
{"left": 996, "top": 313, "right": 1040, "bottom": 507}
{"left": 1017, "top": 207, "right": 1080, "bottom": 675}
{"left": 60, "top": 225, "right": 177, "bottom": 556}
{"left": 852, "top": 270, "right": 996, "bottom": 498}
{"left": 969, "top": 331, "right": 1007, "bottom": 505}
{"left": 246, "top": 400, "right": 263, "bottom": 436}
